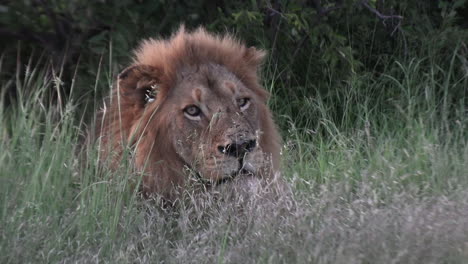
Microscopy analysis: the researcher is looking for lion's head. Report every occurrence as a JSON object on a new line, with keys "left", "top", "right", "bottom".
{"left": 96, "top": 27, "right": 281, "bottom": 200}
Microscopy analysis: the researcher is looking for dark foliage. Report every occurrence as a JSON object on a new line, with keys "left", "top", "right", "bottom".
{"left": 0, "top": 0, "right": 467, "bottom": 128}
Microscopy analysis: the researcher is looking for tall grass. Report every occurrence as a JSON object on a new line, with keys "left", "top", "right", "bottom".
{"left": 0, "top": 43, "right": 467, "bottom": 263}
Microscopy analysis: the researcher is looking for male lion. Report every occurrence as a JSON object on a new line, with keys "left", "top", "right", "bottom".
{"left": 95, "top": 27, "right": 282, "bottom": 200}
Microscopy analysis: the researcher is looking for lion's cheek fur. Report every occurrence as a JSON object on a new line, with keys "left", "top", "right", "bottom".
{"left": 257, "top": 105, "right": 282, "bottom": 172}
{"left": 242, "top": 147, "right": 271, "bottom": 176}
{"left": 133, "top": 120, "right": 186, "bottom": 198}
{"left": 171, "top": 120, "right": 201, "bottom": 165}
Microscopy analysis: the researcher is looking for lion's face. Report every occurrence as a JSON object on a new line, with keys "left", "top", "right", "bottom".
{"left": 163, "top": 64, "right": 268, "bottom": 182}
{"left": 96, "top": 27, "right": 281, "bottom": 198}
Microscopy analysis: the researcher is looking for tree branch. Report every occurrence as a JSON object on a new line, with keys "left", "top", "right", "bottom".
{"left": 360, "top": 0, "right": 403, "bottom": 36}
{"left": 310, "top": 0, "right": 345, "bottom": 17}
{"left": 361, "top": 0, "right": 403, "bottom": 20}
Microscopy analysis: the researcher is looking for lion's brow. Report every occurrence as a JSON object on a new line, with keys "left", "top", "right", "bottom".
{"left": 193, "top": 87, "right": 202, "bottom": 102}
{"left": 223, "top": 81, "right": 237, "bottom": 95}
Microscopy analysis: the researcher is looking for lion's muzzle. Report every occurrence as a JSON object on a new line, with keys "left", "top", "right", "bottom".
{"left": 215, "top": 138, "right": 259, "bottom": 179}
{"left": 217, "top": 139, "right": 257, "bottom": 158}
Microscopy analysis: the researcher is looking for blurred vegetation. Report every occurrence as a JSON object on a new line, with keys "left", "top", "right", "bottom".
{"left": 0, "top": 0, "right": 467, "bottom": 130}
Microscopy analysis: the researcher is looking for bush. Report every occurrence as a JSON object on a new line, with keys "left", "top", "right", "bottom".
{"left": 1, "top": 1, "right": 466, "bottom": 130}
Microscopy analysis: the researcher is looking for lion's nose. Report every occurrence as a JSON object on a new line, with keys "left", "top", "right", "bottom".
{"left": 217, "top": 139, "right": 256, "bottom": 158}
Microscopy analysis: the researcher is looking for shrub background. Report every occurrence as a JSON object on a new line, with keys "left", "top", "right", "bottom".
{"left": 1, "top": 0, "right": 467, "bottom": 129}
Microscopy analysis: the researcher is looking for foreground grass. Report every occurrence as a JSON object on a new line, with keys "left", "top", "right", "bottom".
{"left": 0, "top": 48, "right": 467, "bottom": 263}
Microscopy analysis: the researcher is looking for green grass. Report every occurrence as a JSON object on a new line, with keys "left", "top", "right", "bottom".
{"left": 0, "top": 45, "right": 467, "bottom": 263}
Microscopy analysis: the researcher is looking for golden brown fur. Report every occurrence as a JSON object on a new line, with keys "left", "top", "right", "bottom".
{"left": 95, "top": 26, "right": 281, "bottom": 200}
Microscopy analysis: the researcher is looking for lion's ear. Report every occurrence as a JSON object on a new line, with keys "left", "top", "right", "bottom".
{"left": 117, "top": 64, "right": 162, "bottom": 105}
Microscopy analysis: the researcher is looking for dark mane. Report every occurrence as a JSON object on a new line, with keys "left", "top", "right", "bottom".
{"left": 134, "top": 26, "right": 269, "bottom": 100}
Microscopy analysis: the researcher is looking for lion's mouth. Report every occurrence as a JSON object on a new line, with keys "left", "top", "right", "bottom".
{"left": 213, "top": 158, "right": 255, "bottom": 186}
{"left": 193, "top": 158, "right": 255, "bottom": 187}
{"left": 216, "top": 169, "right": 254, "bottom": 187}
{"left": 238, "top": 155, "right": 256, "bottom": 174}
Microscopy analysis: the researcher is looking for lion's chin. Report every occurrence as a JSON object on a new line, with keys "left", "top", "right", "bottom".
{"left": 188, "top": 159, "right": 257, "bottom": 189}
{"left": 194, "top": 160, "right": 253, "bottom": 183}
{"left": 210, "top": 173, "right": 263, "bottom": 198}
{"left": 195, "top": 169, "right": 255, "bottom": 187}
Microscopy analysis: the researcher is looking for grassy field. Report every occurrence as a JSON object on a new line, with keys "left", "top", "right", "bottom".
{"left": 1, "top": 43, "right": 467, "bottom": 263}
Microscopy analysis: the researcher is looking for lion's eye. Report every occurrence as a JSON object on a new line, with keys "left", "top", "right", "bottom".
{"left": 237, "top": 98, "right": 250, "bottom": 111}
{"left": 184, "top": 105, "right": 202, "bottom": 120}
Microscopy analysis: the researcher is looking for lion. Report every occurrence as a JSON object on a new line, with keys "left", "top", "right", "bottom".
{"left": 95, "top": 26, "right": 282, "bottom": 200}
